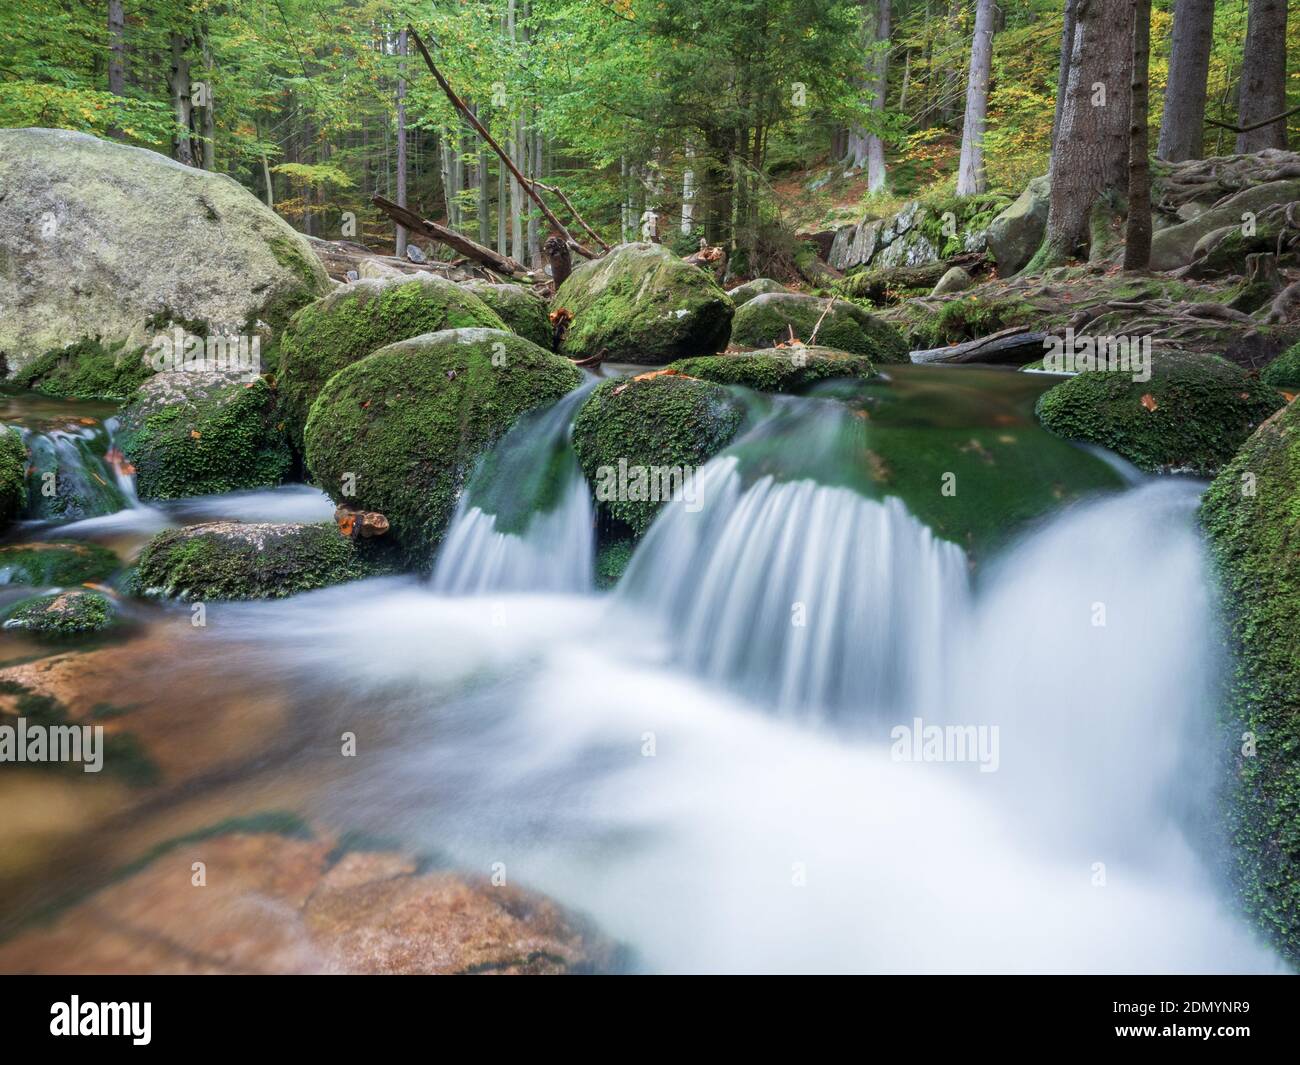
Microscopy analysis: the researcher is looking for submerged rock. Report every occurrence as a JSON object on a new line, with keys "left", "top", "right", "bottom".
{"left": 0, "top": 428, "right": 27, "bottom": 528}
{"left": 572, "top": 373, "right": 744, "bottom": 534}
{"left": 1199, "top": 399, "right": 1300, "bottom": 965}
{"left": 726, "top": 278, "right": 789, "bottom": 306}
{"left": 0, "top": 541, "right": 120, "bottom": 586}
{"left": 0, "top": 821, "right": 618, "bottom": 974}
{"left": 2, "top": 589, "right": 116, "bottom": 637}
{"left": 553, "top": 242, "right": 734, "bottom": 364}
{"left": 729, "top": 292, "right": 909, "bottom": 363}
{"left": 117, "top": 372, "right": 292, "bottom": 500}
{"left": 304, "top": 328, "right": 581, "bottom": 563}
{"left": 0, "top": 128, "right": 329, "bottom": 369}
{"left": 460, "top": 280, "right": 552, "bottom": 348}
{"left": 277, "top": 275, "right": 507, "bottom": 450}
{"left": 135, "top": 521, "right": 389, "bottom": 600}
{"left": 668, "top": 347, "right": 875, "bottom": 392}
{"left": 1035, "top": 349, "right": 1282, "bottom": 475}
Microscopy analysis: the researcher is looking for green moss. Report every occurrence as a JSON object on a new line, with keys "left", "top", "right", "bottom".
{"left": 572, "top": 374, "right": 743, "bottom": 534}
{"left": 304, "top": 328, "right": 582, "bottom": 564}
{"left": 2, "top": 589, "right": 115, "bottom": 637}
{"left": 595, "top": 538, "right": 636, "bottom": 589}
{"left": 11, "top": 338, "right": 154, "bottom": 400}
{"left": 1262, "top": 342, "right": 1300, "bottom": 390}
{"left": 914, "top": 191, "right": 1011, "bottom": 258}
{"left": 258, "top": 232, "right": 332, "bottom": 335}
{"left": 668, "top": 347, "right": 875, "bottom": 393}
{"left": 1036, "top": 350, "right": 1283, "bottom": 475}
{"left": 116, "top": 376, "right": 292, "bottom": 500}
{"left": 555, "top": 243, "right": 734, "bottom": 364}
{"left": 0, "top": 426, "right": 27, "bottom": 526}
{"left": 1199, "top": 399, "right": 1300, "bottom": 963}
{"left": 903, "top": 295, "right": 1034, "bottom": 348}
{"left": 277, "top": 275, "right": 507, "bottom": 451}
{"left": 0, "top": 541, "right": 120, "bottom": 585}
{"left": 135, "top": 521, "right": 392, "bottom": 600}
{"left": 730, "top": 293, "right": 909, "bottom": 363}
{"left": 462, "top": 281, "right": 552, "bottom": 348}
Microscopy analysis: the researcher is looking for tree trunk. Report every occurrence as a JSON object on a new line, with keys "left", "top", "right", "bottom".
{"left": 956, "top": 0, "right": 996, "bottom": 195}
{"left": 108, "top": 0, "right": 126, "bottom": 96}
{"left": 1124, "top": 0, "right": 1153, "bottom": 270}
{"left": 866, "top": 0, "right": 890, "bottom": 191}
{"left": 396, "top": 29, "right": 409, "bottom": 257}
{"left": 1157, "top": 0, "right": 1215, "bottom": 160}
{"left": 168, "top": 34, "right": 194, "bottom": 168}
{"left": 200, "top": 40, "right": 215, "bottom": 170}
{"left": 1033, "top": 0, "right": 1133, "bottom": 268}
{"left": 1236, "top": 0, "right": 1290, "bottom": 151}
{"left": 1050, "top": 0, "right": 1079, "bottom": 155}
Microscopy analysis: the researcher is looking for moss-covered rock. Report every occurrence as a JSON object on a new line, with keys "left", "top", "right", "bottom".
{"left": 572, "top": 374, "right": 743, "bottom": 534}
{"left": 461, "top": 281, "right": 552, "bottom": 348}
{"left": 1261, "top": 342, "right": 1300, "bottom": 390}
{"left": 1035, "top": 350, "right": 1282, "bottom": 475}
{"left": 0, "top": 541, "right": 120, "bottom": 585}
{"left": 0, "top": 427, "right": 27, "bottom": 527}
{"left": 135, "top": 521, "right": 390, "bottom": 600}
{"left": 986, "top": 175, "right": 1050, "bottom": 276}
{"left": 554, "top": 242, "right": 734, "bottom": 364}
{"left": 117, "top": 371, "right": 292, "bottom": 500}
{"left": 730, "top": 292, "right": 908, "bottom": 363}
{"left": 726, "top": 278, "right": 789, "bottom": 306}
{"left": 2, "top": 589, "right": 116, "bottom": 636}
{"left": 1199, "top": 399, "right": 1300, "bottom": 963}
{"left": 10, "top": 338, "right": 155, "bottom": 400}
{"left": 668, "top": 347, "right": 875, "bottom": 393}
{"left": 1150, "top": 179, "right": 1300, "bottom": 271}
{"left": 277, "top": 275, "right": 507, "bottom": 451}
{"left": 304, "top": 328, "right": 582, "bottom": 563}
{"left": 595, "top": 538, "right": 636, "bottom": 589}
{"left": 0, "top": 128, "right": 329, "bottom": 369}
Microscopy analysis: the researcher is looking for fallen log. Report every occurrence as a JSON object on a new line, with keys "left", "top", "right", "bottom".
{"left": 910, "top": 327, "right": 1050, "bottom": 366}
{"left": 372, "top": 196, "right": 532, "bottom": 281}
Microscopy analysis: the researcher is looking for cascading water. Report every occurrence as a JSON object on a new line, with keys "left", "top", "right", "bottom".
{"left": 14, "top": 416, "right": 140, "bottom": 521}
{"left": 431, "top": 381, "right": 597, "bottom": 594}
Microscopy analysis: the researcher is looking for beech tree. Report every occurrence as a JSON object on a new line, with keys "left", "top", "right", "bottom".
{"left": 1236, "top": 0, "right": 1291, "bottom": 152}
{"left": 846, "top": 0, "right": 891, "bottom": 192}
{"left": 955, "top": 0, "right": 996, "bottom": 195}
{"left": 1156, "top": 0, "right": 1214, "bottom": 161}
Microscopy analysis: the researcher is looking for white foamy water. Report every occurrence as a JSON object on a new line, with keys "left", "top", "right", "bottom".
{"left": 202, "top": 471, "right": 1276, "bottom": 973}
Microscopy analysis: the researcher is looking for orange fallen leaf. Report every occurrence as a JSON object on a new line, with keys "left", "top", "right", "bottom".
{"left": 1140, "top": 393, "right": 1158, "bottom": 412}
{"left": 190, "top": 429, "right": 202, "bottom": 439}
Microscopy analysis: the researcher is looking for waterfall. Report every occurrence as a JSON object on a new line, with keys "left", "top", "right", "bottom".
{"left": 13, "top": 416, "right": 140, "bottom": 522}
{"left": 431, "top": 382, "right": 596, "bottom": 594}
{"left": 618, "top": 456, "right": 969, "bottom": 719}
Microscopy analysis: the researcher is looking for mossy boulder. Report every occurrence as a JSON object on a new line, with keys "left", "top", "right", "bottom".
{"left": 117, "top": 372, "right": 292, "bottom": 500}
{"left": 10, "top": 338, "right": 155, "bottom": 400}
{"left": 304, "top": 328, "right": 582, "bottom": 563}
{"left": 277, "top": 275, "right": 507, "bottom": 450}
{"left": 1261, "top": 342, "right": 1300, "bottom": 390}
{"left": 726, "top": 278, "right": 789, "bottom": 306}
{"left": 0, "top": 427, "right": 27, "bottom": 527}
{"left": 0, "top": 541, "right": 120, "bottom": 585}
{"left": 1035, "top": 350, "right": 1283, "bottom": 475}
{"left": 730, "top": 292, "right": 908, "bottom": 363}
{"left": 595, "top": 538, "right": 636, "bottom": 589}
{"left": 572, "top": 374, "right": 744, "bottom": 534}
{"left": 0, "top": 128, "right": 329, "bottom": 369}
{"left": 667, "top": 347, "right": 875, "bottom": 393}
{"left": 1199, "top": 399, "right": 1300, "bottom": 963}
{"left": 2, "top": 589, "right": 115, "bottom": 637}
{"left": 1149, "top": 179, "right": 1300, "bottom": 271}
{"left": 986, "top": 175, "right": 1050, "bottom": 276}
{"left": 135, "top": 521, "right": 389, "bottom": 600}
{"left": 554, "top": 242, "right": 734, "bottom": 364}
{"left": 461, "top": 281, "right": 552, "bottom": 348}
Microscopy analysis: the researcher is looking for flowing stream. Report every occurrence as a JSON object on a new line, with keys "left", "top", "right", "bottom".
{"left": 0, "top": 369, "right": 1281, "bottom": 973}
